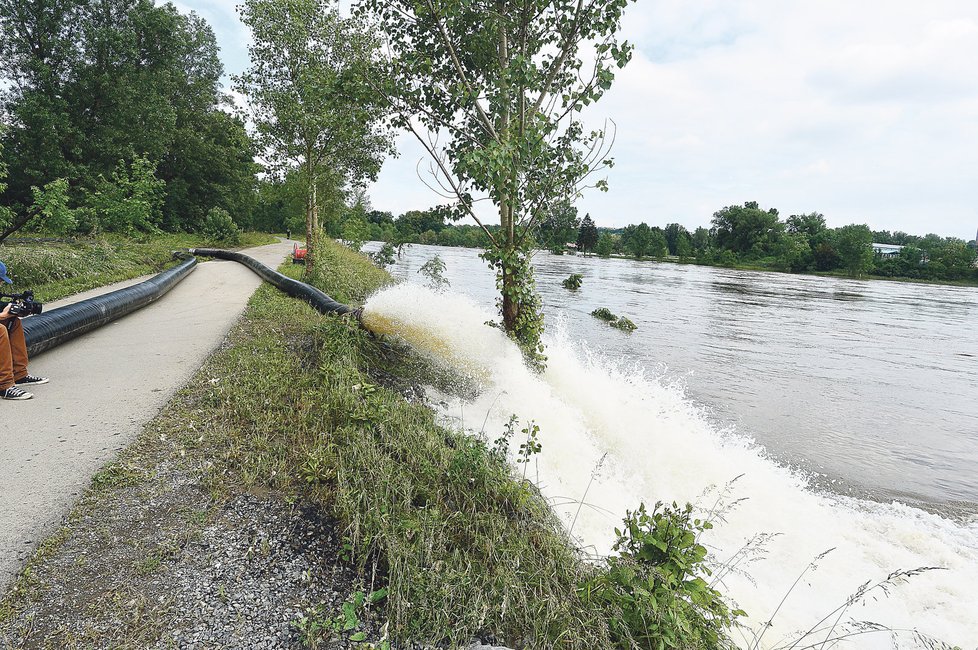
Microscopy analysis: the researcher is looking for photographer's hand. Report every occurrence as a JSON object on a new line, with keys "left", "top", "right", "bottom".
{"left": 0, "top": 303, "right": 11, "bottom": 320}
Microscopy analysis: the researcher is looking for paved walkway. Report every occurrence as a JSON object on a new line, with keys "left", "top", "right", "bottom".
{"left": 0, "top": 239, "right": 296, "bottom": 590}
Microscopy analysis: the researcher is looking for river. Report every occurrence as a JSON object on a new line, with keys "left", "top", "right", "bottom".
{"left": 361, "top": 242, "right": 978, "bottom": 649}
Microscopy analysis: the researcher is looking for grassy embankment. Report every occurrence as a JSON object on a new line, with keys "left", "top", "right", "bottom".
{"left": 0, "top": 232, "right": 275, "bottom": 302}
{"left": 179, "top": 239, "right": 615, "bottom": 647}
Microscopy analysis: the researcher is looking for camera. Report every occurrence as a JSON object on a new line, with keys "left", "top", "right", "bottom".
{"left": 1, "top": 290, "right": 43, "bottom": 317}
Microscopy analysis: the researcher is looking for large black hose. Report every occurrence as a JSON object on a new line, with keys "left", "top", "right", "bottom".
{"left": 21, "top": 246, "right": 356, "bottom": 358}
{"left": 23, "top": 256, "right": 197, "bottom": 356}
{"left": 189, "top": 248, "right": 359, "bottom": 318}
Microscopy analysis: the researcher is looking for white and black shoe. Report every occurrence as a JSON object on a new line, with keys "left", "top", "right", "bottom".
{"left": 1, "top": 386, "right": 33, "bottom": 400}
{"left": 15, "top": 375, "right": 48, "bottom": 386}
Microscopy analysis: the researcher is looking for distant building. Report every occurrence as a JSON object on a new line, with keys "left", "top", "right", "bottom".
{"left": 872, "top": 243, "right": 903, "bottom": 258}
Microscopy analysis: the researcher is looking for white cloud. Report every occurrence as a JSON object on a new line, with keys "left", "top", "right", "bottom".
{"left": 557, "top": 0, "right": 978, "bottom": 238}
{"left": 176, "top": 0, "right": 978, "bottom": 239}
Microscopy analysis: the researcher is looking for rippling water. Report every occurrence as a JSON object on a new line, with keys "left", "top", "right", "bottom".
{"left": 373, "top": 243, "right": 978, "bottom": 511}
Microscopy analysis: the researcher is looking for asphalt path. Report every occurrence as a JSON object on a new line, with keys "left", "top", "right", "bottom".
{"left": 0, "top": 239, "right": 296, "bottom": 590}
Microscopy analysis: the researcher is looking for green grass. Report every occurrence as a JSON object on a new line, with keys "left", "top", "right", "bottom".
{"left": 164, "top": 238, "right": 614, "bottom": 647}
{"left": 0, "top": 232, "right": 276, "bottom": 302}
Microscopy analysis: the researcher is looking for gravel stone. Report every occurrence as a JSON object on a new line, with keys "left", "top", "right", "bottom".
{"left": 0, "top": 453, "right": 384, "bottom": 649}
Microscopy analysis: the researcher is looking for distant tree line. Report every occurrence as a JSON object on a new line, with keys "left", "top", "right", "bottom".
{"left": 0, "top": 0, "right": 258, "bottom": 242}
{"left": 578, "top": 201, "right": 976, "bottom": 283}
{"left": 346, "top": 198, "right": 977, "bottom": 283}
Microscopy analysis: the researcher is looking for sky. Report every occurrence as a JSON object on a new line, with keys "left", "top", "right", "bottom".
{"left": 175, "top": 0, "right": 978, "bottom": 241}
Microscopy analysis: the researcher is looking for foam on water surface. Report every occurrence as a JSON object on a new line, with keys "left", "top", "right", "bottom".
{"left": 363, "top": 282, "right": 978, "bottom": 649}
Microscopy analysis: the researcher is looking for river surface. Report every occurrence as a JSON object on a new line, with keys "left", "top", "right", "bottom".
{"left": 373, "top": 243, "right": 978, "bottom": 510}
{"left": 361, "top": 242, "right": 978, "bottom": 648}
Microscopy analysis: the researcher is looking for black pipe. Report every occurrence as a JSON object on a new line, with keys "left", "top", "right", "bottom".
{"left": 189, "top": 248, "right": 359, "bottom": 318}
{"left": 23, "top": 256, "right": 197, "bottom": 356}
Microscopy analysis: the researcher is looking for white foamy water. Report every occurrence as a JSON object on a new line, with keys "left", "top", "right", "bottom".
{"left": 364, "top": 282, "right": 978, "bottom": 649}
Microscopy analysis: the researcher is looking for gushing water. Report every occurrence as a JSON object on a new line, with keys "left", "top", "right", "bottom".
{"left": 363, "top": 282, "right": 978, "bottom": 649}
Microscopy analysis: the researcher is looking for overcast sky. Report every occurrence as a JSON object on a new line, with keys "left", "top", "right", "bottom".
{"left": 175, "top": 0, "right": 978, "bottom": 240}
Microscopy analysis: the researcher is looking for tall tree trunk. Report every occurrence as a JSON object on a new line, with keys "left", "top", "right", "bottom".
{"left": 304, "top": 155, "right": 316, "bottom": 277}
{"left": 500, "top": 204, "right": 519, "bottom": 332}
{"left": 497, "top": 10, "right": 518, "bottom": 334}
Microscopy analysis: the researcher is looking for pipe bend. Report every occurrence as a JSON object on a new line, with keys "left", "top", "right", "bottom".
{"left": 23, "top": 245, "right": 361, "bottom": 358}
{"left": 190, "top": 248, "right": 358, "bottom": 319}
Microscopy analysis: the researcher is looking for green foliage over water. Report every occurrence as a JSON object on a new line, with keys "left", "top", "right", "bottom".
{"left": 592, "top": 307, "right": 637, "bottom": 331}
{"left": 562, "top": 273, "right": 584, "bottom": 290}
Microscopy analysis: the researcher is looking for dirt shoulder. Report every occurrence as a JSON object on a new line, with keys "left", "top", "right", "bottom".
{"left": 0, "top": 327, "right": 384, "bottom": 650}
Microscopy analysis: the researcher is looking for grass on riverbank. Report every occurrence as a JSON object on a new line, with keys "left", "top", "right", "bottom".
{"left": 0, "top": 232, "right": 275, "bottom": 302}
{"left": 177, "top": 238, "right": 614, "bottom": 647}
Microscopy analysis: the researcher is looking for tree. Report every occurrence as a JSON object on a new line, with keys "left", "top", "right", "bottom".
{"left": 648, "top": 227, "right": 669, "bottom": 259}
{"left": 367, "top": 210, "right": 394, "bottom": 226}
{"left": 934, "top": 241, "right": 977, "bottom": 280}
{"left": 0, "top": 135, "right": 16, "bottom": 240}
{"left": 664, "top": 223, "right": 691, "bottom": 256}
{"left": 359, "top": 0, "right": 636, "bottom": 361}
{"left": 235, "top": 0, "right": 392, "bottom": 274}
{"left": 160, "top": 109, "right": 258, "bottom": 232}
{"left": 1, "top": 0, "right": 257, "bottom": 236}
{"left": 833, "top": 224, "right": 873, "bottom": 276}
{"left": 85, "top": 155, "right": 165, "bottom": 234}
{"left": 786, "top": 212, "right": 827, "bottom": 249}
{"left": 675, "top": 233, "right": 693, "bottom": 260}
{"left": 813, "top": 242, "right": 840, "bottom": 271}
{"left": 0, "top": 0, "right": 83, "bottom": 204}
{"left": 624, "top": 222, "right": 651, "bottom": 259}
{"left": 538, "top": 199, "right": 580, "bottom": 254}
{"left": 711, "top": 201, "right": 784, "bottom": 257}
{"left": 691, "top": 226, "right": 711, "bottom": 252}
{"left": 595, "top": 232, "right": 615, "bottom": 257}
{"left": 774, "top": 232, "right": 811, "bottom": 272}
{"left": 577, "top": 214, "right": 599, "bottom": 256}
{"left": 396, "top": 207, "right": 449, "bottom": 237}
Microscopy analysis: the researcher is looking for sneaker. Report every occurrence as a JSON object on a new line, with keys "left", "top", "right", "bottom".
{"left": 15, "top": 375, "right": 48, "bottom": 386}
{"left": 1, "top": 386, "right": 33, "bottom": 400}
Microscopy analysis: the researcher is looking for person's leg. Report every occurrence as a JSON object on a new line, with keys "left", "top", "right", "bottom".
{"left": 1, "top": 321, "right": 34, "bottom": 399}
{"left": 0, "top": 323, "right": 13, "bottom": 390}
{"left": 6, "top": 318, "right": 28, "bottom": 381}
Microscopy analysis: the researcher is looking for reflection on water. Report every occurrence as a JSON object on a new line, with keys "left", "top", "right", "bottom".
{"left": 371, "top": 243, "right": 978, "bottom": 510}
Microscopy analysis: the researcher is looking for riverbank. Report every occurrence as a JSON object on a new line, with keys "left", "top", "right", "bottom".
{"left": 0, "top": 232, "right": 276, "bottom": 303}
{"left": 567, "top": 251, "right": 978, "bottom": 287}
{"left": 4, "top": 239, "right": 724, "bottom": 648}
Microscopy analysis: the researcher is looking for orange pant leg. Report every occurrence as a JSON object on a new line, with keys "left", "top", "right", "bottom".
{"left": 0, "top": 318, "right": 28, "bottom": 389}
{"left": 0, "top": 321, "right": 13, "bottom": 390}
{"left": 7, "top": 318, "right": 29, "bottom": 381}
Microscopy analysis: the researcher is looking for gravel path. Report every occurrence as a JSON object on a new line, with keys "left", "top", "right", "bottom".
{"left": 0, "top": 240, "right": 295, "bottom": 590}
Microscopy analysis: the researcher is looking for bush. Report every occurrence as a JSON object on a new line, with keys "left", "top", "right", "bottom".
{"left": 369, "top": 242, "right": 396, "bottom": 268}
{"left": 562, "top": 273, "right": 583, "bottom": 290}
{"left": 86, "top": 156, "right": 165, "bottom": 235}
{"left": 201, "top": 207, "right": 241, "bottom": 244}
{"left": 611, "top": 317, "right": 637, "bottom": 331}
{"left": 591, "top": 308, "right": 637, "bottom": 332}
{"left": 582, "top": 502, "right": 742, "bottom": 649}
